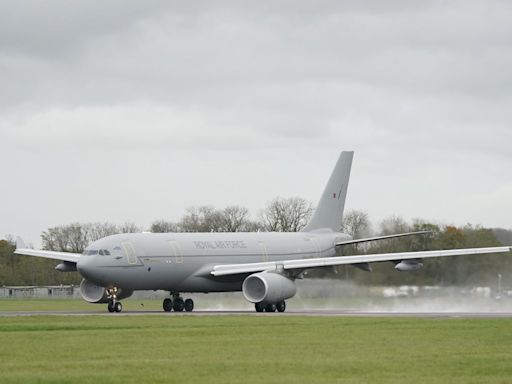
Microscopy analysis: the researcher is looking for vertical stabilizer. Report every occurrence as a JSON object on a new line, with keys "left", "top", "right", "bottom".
{"left": 302, "top": 151, "right": 353, "bottom": 232}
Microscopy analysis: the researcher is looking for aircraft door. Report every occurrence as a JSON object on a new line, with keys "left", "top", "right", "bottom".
{"left": 121, "top": 241, "right": 137, "bottom": 265}
{"left": 168, "top": 241, "right": 183, "bottom": 264}
{"left": 258, "top": 241, "right": 268, "bottom": 262}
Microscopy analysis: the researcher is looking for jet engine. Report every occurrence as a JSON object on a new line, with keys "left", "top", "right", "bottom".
{"left": 79, "top": 279, "right": 133, "bottom": 303}
{"left": 242, "top": 272, "right": 296, "bottom": 303}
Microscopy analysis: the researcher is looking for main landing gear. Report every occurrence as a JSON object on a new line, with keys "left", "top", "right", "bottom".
{"left": 255, "top": 300, "right": 286, "bottom": 313}
{"left": 163, "top": 293, "right": 194, "bottom": 313}
{"left": 106, "top": 288, "right": 123, "bottom": 313}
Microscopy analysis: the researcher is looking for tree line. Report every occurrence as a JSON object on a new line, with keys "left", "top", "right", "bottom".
{"left": 1, "top": 199, "right": 511, "bottom": 287}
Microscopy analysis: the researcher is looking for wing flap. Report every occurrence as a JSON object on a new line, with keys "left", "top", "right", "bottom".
{"left": 211, "top": 246, "right": 511, "bottom": 277}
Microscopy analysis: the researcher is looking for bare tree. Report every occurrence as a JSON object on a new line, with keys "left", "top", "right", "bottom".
{"left": 151, "top": 206, "right": 258, "bottom": 233}
{"left": 67, "top": 223, "right": 90, "bottom": 253}
{"left": 88, "top": 222, "right": 118, "bottom": 242}
{"left": 150, "top": 220, "right": 181, "bottom": 233}
{"left": 379, "top": 215, "right": 410, "bottom": 235}
{"left": 341, "top": 209, "right": 371, "bottom": 239}
{"left": 180, "top": 206, "right": 224, "bottom": 232}
{"left": 221, "top": 206, "right": 251, "bottom": 232}
{"left": 42, "top": 222, "right": 141, "bottom": 252}
{"left": 118, "top": 222, "right": 142, "bottom": 234}
{"left": 41, "top": 223, "right": 88, "bottom": 252}
{"left": 260, "top": 197, "right": 313, "bottom": 232}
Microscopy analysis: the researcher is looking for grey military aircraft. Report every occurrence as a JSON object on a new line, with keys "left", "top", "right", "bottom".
{"left": 15, "top": 151, "right": 511, "bottom": 313}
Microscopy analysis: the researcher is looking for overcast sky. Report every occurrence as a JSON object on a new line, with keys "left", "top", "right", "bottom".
{"left": 1, "top": 0, "right": 511, "bottom": 245}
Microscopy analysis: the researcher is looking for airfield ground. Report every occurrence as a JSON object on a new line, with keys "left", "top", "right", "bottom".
{"left": 1, "top": 300, "right": 511, "bottom": 383}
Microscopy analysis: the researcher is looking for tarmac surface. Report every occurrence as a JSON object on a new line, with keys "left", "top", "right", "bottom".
{"left": 2, "top": 309, "right": 512, "bottom": 318}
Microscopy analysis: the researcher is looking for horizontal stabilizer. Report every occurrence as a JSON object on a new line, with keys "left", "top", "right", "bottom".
{"left": 336, "top": 231, "right": 432, "bottom": 246}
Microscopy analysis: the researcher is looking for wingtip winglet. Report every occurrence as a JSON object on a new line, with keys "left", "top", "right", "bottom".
{"left": 16, "top": 236, "right": 26, "bottom": 250}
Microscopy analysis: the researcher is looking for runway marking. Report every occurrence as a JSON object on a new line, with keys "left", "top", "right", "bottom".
{"left": 2, "top": 310, "right": 512, "bottom": 318}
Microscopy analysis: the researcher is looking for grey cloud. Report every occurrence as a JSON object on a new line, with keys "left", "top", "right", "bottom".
{"left": 1, "top": 1, "right": 511, "bottom": 244}
{"left": 2, "top": 0, "right": 512, "bottom": 113}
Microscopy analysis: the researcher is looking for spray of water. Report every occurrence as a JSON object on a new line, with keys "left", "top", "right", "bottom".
{"left": 129, "top": 279, "right": 512, "bottom": 313}
{"left": 290, "top": 279, "right": 512, "bottom": 313}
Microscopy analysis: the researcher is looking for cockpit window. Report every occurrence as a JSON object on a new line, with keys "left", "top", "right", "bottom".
{"left": 84, "top": 249, "right": 110, "bottom": 256}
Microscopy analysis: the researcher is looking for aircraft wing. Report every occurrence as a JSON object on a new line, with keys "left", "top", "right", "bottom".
{"left": 210, "top": 246, "right": 512, "bottom": 277}
{"left": 335, "top": 231, "right": 432, "bottom": 246}
{"left": 14, "top": 237, "right": 81, "bottom": 264}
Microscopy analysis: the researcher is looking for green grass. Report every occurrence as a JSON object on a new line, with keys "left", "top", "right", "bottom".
{"left": 0, "top": 315, "right": 511, "bottom": 384}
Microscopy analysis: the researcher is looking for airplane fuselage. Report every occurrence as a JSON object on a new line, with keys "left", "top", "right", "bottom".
{"left": 77, "top": 231, "right": 350, "bottom": 293}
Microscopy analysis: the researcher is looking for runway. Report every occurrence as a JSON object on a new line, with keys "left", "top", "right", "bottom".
{"left": 2, "top": 309, "right": 512, "bottom": 318}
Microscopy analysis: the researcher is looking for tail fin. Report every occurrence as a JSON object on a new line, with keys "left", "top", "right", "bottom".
{"left": 302, "top": 151, "right": 353, "bottom": 232}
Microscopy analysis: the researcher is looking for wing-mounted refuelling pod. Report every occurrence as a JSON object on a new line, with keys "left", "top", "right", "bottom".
{"left": 394, "top": 259, "right": 423, "bottom": 271}
{"left": 55, "top": 261, "right": 77, "bottom": 272}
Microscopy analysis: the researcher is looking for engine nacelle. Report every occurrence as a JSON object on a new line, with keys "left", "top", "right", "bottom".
{"left": 79, "top": 279, "right": 133, "bottom": 303}
{"left": 242, "top": 272, "right": 296, "bottom": 303}
{"left": 395, "top": 261, "right": 423, "bottom": 271}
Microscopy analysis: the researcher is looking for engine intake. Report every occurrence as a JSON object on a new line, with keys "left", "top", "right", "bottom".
{"left": 79, "top": 279, "right": 133, "bottom": 303}
{"left": 242, "top": 272, "right": 296, "bottom": 303}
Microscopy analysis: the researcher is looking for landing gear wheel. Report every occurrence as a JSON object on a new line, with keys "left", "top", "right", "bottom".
{"left": 255, "top": 302, "right": 264, "bottom": 312}
{"left": 184, "top": 298, "right": 194, "bottom": 312}
{"left": 107, "top": 301, "right": 115, "bottom": 313}
{"left": 265, "top": 303, "right": 277, "bottom": 312}
{"left": 114, "top": 302, "right": 122, "bottom": 313}
{"left": 173, "top": 298, "right": 185, "bottom": 312}
{"left": 163, "top": 298, "right": 173, "bottom": 312}
{"left": 276, "top": 301, "right": 286, "bottom": 313}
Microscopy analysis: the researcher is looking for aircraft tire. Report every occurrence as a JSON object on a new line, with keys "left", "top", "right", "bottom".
{"left": 107, "top": 301, "right": 115, "bottom": 313}
{"left": 114, "top": 302, "right": 122, "bottom": 313}
{"left": 163, "top": 298, "right": 173, "bottom": 312}
{"left": 255, "top": 303, "right": 264, "bottom": 312}
{"left": 265, "top": 303, "right": 277, "bottom": 312}
{"left": 173, "top": 298, "right": 185, "bottom": 312}
{"left": 276, "top": 301, "right": 286, "bottom": 312}
{"left": 184, "top": 299, "right": 194, "bottom": 312}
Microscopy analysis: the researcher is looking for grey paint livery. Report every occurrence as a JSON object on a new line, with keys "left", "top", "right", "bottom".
{"left": 14, "top": 151, "right": 512, "bottom": 311}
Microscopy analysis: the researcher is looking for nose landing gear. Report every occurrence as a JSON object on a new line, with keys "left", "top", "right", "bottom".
{"left": 106, "top": 288, "right": 123, "bottom": 313}
{"left": 162, "top": 293, "right": 194, "bottom": 312}
{"left": 107, "top": 301, "right": 122, "bottom": 313}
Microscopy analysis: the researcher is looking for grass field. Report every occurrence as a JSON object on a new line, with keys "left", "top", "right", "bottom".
{"left": 0, "top": 310, "right": 511, "bottom": 383}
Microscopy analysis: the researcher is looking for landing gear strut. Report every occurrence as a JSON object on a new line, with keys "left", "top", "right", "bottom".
{"left": 106, "top": 288, "right": 123, "bottom": 313}
{"left": 162, "top": 293, "right": 194, "bottom": 312}
{"left": 255, "top": 300, "right": 286, "bottom": 313}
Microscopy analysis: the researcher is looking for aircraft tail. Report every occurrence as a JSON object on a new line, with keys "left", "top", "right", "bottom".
{"left": 302, "top": 151, "right": 353, "bottom": 232}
